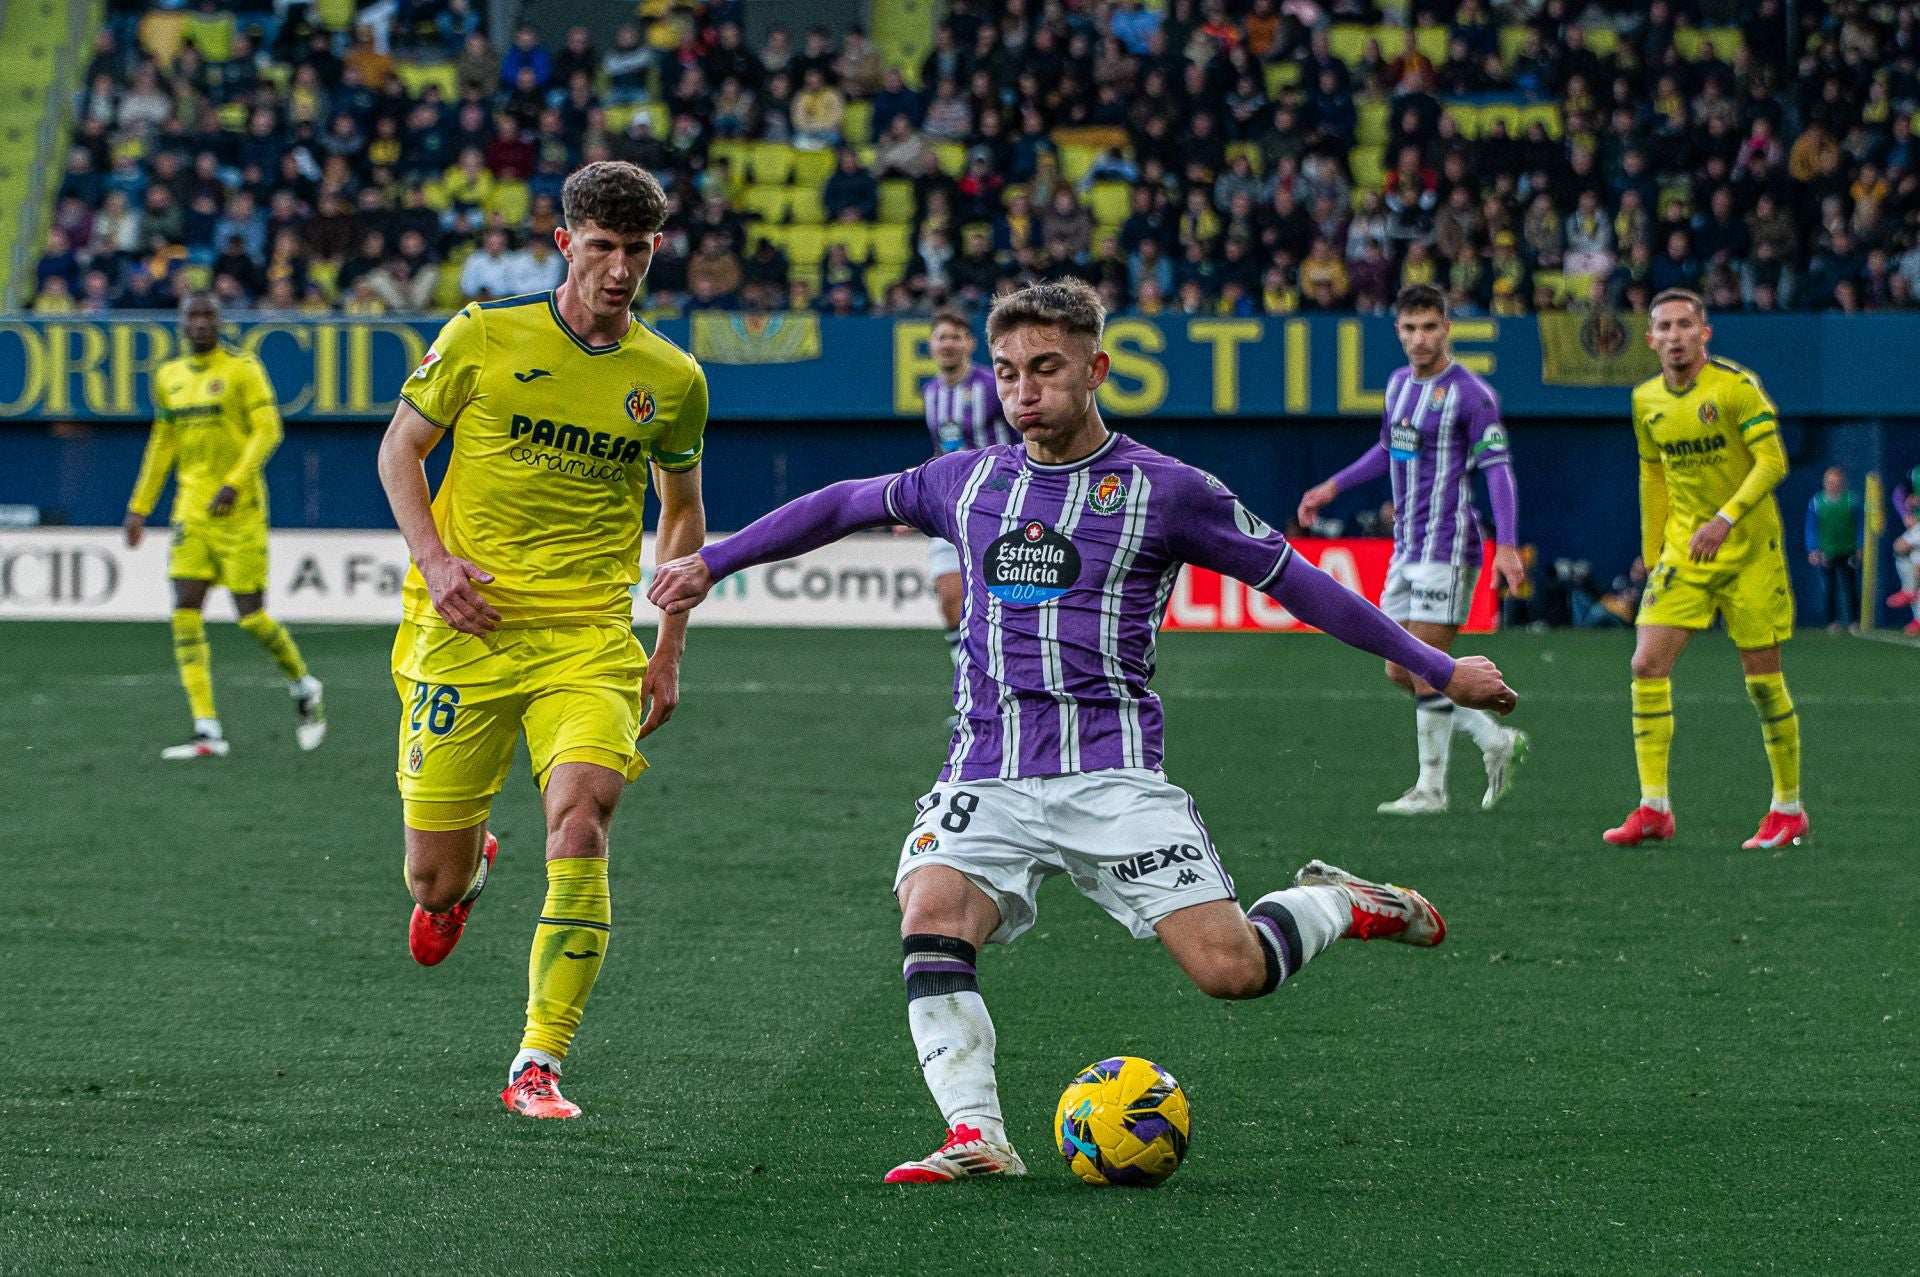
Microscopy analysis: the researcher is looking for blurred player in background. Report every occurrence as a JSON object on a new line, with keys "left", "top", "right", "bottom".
{"left": 1803, "top": 466, "right": 1861, "bottom": 634}
{"left": 376, "top": 162, "right": 708, "bottom": 1119}
{"left": 1297, "top": 285, "right": 1527, "bottom": 815}
{"left": 1605, "top": 288, "right": 1806, "bottom": 849}
{"left": 652, "top": 280, "right": 1517, "bottom": 1183}
{"left": 921, "top": 308, "right": 1018, "bottom": 659}
{"left": 123, "top": 293, "right": 325, "bottom": 759}
{"left": 1887, "top": 463, "right": 1920, "bottom": 634}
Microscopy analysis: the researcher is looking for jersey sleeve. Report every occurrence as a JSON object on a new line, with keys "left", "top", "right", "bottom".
{"left": 883, "top": 450, "right": 976, "bottom": 542}
{"left": 649, "top": 362, "right": 708, "bottom": 472}
{"left": 1718, "top": 372, "right": 1786, "bottom": 525}
{"left": 1464, "top": 382, "right": 1511, "bottom": 471}
{"left": 1163, "top": 465, "right": 1294, "bottom": 591}
{"left": 400, "top": 304, "right": 484, "bottom": 429}
{"left": 222, "top": 355, "right": 284, "bottom": 488}
{"left": 128, "top": 379, "right": 178, "bottom": 517}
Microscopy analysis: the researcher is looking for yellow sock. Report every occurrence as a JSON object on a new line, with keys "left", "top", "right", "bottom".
{"left": 1745, "top": 673, "right": 1801, "bottom": 806}
{"left": 1631, "top": 677, "right": 1673, "bottom": 804}
{"left": 521, "top": 857, "right": 611, "bottom": 1061}
{"left": 237, "top": 610, "right": 308, "bottom": 681}
{"left": 171, "top": 608, "right": 216, "bottom": 721}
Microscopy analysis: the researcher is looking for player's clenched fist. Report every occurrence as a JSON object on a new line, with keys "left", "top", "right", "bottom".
{"left": 648, "top": 553, "right": 714, "bottom": 615}
{"left": 1443, "top": 655, "right": 1518, "bottom": 716}
{"left": 420, "top": 552, "right": 500, "bottom": 635}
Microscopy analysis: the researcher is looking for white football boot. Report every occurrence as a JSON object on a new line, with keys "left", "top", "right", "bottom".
{"left": 293, "top": 675, "right": 327, "bottom": 751}
{"left": 883, "top": 1124, "right": 1027, "bottom": 1183}
{"left": 1292, "top": 859, "right": 1447, "bottom": 946}
{"left": 1376, "top": 785, "right": 1448, "bottom": 815}
{"left": 161, "top": 732, "right": 230, "bottom": 760}
{"left": 1480, "top": 728, "right": 1528, "bottom": 810}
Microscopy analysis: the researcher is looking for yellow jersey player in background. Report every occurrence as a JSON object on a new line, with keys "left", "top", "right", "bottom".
{"left": 1604, "top": 288, "right": 1807, "bottom": 850}
{"left": 123, "top": 293, "right": 326, "bottom": 759}
{"left": 376, "top": 161, "right": 708, "bottom": 1119}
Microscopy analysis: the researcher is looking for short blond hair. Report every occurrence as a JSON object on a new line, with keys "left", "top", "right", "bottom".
{"left": 986, "top": 278, "right": 1106, "bottom": 347}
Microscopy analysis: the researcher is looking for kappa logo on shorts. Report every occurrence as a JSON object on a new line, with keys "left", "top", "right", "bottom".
{"left": 408, "top": 743, "right": 424, "bottom": 772}
{"left": 1109, "top": 844, "right": 1205, "bottom": 884}
{"left": 1087, "top": 473, "right": 1129, "bottom": 515}
{"left": 910, "top": 832, "right": 939, "bottom": 856}
{"left": 1174, "top": 868, "right": 1203, "bottom": 886}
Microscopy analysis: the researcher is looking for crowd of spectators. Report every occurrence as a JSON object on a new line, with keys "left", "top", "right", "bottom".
{"left": 32, "top": 0, "right": 1920, "bottom": 320}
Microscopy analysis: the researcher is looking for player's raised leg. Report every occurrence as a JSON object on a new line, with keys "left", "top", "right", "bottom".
{"left": 885, "top": 864, "right": 1023, "bottom": 1183}
{"left": 405, "top": 815, "right": 497, "bottom": 965}
{"left": 1737, "top": 644, "right": 1808, "bottom": 849}
{"left": 503, "top": 761, "right": 624, "bottom": 1120}
{"left": 162, "top": 577, "right": 228, "bottom": 759}
{"left": 233, "top": 592, "right": 326, "bottom": 751}
{"left": 1605, "top": 623, "right": 1689, "bottom": 845}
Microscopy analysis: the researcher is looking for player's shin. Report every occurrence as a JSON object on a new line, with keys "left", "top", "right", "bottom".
{"left": 1246, "top": 887, "right": 1347, "bottom": 993}
{"left": 1451, "top": 706, "right": 1504, "bottom": 750}
{"left": 1415, "top": 694, "right": 1454, "bottom": 789}
{"left": 519, "top": 857, "right": 611, "bottom": 1068}
{"left": 1631, "top": 678, "right": 1675, "bottom": 811}
{"left": 170, "top": 608, "right": 218, "bottom": 725}
{"left": 902, "top": 934, "right": 1006, "bottom": 1145}
{"left": 237, "top": 610, "right": 308, "bottom": 681}
{"left": 1744, "top": 673, "right": 1802, "bottom": 811}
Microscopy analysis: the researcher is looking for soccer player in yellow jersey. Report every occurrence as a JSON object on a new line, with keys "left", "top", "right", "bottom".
{"left": 376, "top": 162, "right": 709, "bottom": 1119}
{"left": 123, "top": 293, "right": 326, "bottom": 759}
{"left": 1604, "top": 288, "right": 1808, "bottom": 850}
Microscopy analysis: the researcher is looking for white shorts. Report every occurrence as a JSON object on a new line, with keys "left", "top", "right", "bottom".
{"left": 1381, "top": 556, "right": 1474, "bottom": 627}
{"left": 928, "top": 537, "right": 962, "bottom": 578}
{"left": 893, "top": 769, "right": 1237, "bottom": 945}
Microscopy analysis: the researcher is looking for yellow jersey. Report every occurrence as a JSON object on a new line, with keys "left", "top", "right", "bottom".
{"left": 1631, "top": 357, "right": 1788, "bottom": 570}
{"left": 128, "top": 344, "right": 283, "bottom": 525}
{"left": 399, "top": 290, "right": 708, "bottom": 627}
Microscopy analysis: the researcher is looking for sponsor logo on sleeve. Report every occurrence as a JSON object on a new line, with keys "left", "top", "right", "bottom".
{"left": 1479, "top": 423, "right": 1509, "bottom": 450}
{"left": 410, "top": 348, "right": 440, "bottom": 381}
{"left": 1234, "top": 503, "right": 1275, "bottom": 539}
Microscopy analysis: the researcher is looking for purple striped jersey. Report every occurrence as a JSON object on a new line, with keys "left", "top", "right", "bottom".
{"left": 923, "top": 365, "right": 1018, "bottom": 454}
{"left": 1380, "top": 361, "right": 1510, "bottom": 567}
{"left": 885, "top": 433, "right": 1295, "bottom": 782}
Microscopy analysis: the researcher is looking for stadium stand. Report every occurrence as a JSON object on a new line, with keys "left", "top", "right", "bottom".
{"left": 21, "top": 0, "right": 1920, "bottom": 319}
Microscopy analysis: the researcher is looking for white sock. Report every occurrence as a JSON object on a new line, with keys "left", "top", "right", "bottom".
{"left": 194, "top": 717, "right": 223, "bottom": 739}
{"left": 509, "top": 1047, "right": 562, "bottom": 1083}
{"left": 1771, "top": 800, "right": 1803, "bottom": 815}
{"left": 1452, "top": 706, "right": 1504, "bottom": 751}
{"left": 1247, "top": 884, "right": 1348, "bottom": 991}
{"left": 1415, "top": 696, "right": 1453, "bottom": 790}
{"left": 1642, "top": 796, "right": 1672, "bottom": 813}
{"left": 291, "top": 673, "right": 322, "bottom": 699}
{"left": 906, "top": 991, "right": 1006, "bottom": 1145}
{"left": 1898, "top": 555, "right": 1917, "bottom": 593}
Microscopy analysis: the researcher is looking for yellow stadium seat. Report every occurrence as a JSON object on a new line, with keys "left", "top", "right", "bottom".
{"left": 1090, "top": 181, "right": 1132, "bottom": 228}
{"left": 1415, "top": 26, "right": 1447, "bottom": 65}
{"left": 1583, "top": 27, "right": 1618, "bottom": 58}
{"left": 1348, "top": 146, "right": 1386, "bottom": 191}
{"left": 791, "top": 148, "right": 834, "bottom": 187}
{"left": 605, "top": 103, "right": 639, "bottom": 133}
{"left": 1225, "top": 141, "right": 1261, "bottom": 172}
{"left": 855, "top": 145, "right": 877, "bottom": 169}
{"left": 791, "top": 264, "right": 822, "bottom": 292}
{"left": 785, "top": 225, "right": 826, "bottom": 266}
{"left": 786, "top": 187, "right": 825, "bottom": 225}
{"left": 1497, "top": 25, "right": 1529, "bottom": 67}
{"left": 748, "top": 224, "right": 788, "bottom": 252}
{"left": 1060, "top": 144, "right": 1100, "bottom": 184}
{"left": 488, "top": 180, "right": 529, "bottom": 225}
{"left": 843, "top": 100, "right": 873, "bottom": 145}
{"left": 749, "top": 142, "right": 796, "bottom": 185}
{"left": 420, "top": 179, "right": 449, "bottom": 211}
{"left": 1328, "top": 24, "right": 1369, "bottom": 65}
{"left": 182, "top": 264, "right": 212, "bottom": 291}
{"left": 1264, "top": 62, "right": 1300, "bottom": 97}
{"left": 823, "top": 223, "right": 872, "bottom": 260}
{"left": 1560, "top": 272, "right": 1597, "bottom": 303}
{"left": 870, "top": 224, "right": 911, "bottom": 266}
{"left": 866, "top": 263, "right": 897, "bottom": 298}
{"left": 1532, "top": 271, "right": 1564, "bottom": 300}
{"left": 709, "top": 139, "right": 752, "bottom": 176}
{"left": 308, "top": 259, "right": 340, "bottom": 300}
{"left": 397, "top": 62, "right": 459, "bottom": 99}
{"left": 935, "top": 143, "right": 966, "bottom": 177}
{"left": 434, "top": 249, "right": 471, "bottom": 308}
{"left": 137, "top": 11, "right": 187, "bottom": 68}
{"left": 742, "top": 185, "right": 790, "bottom": 223}
{"left": 182, "top": 13, "right": 234, "bottom": 61}
{"left": 1443, "top": 102, "right": 1480, "bottom": 139}
{"left": 315, "top": 0, "right": 356, "bottom": 30}
{"left": 1369, "top": 25, "right": 1407, "bottom": 58}
{"left": 1518, "top": 103, "right": 1563, "bottom": 139}
{"left": 1356, "top": 100, "right": 1390, "bottom": 146}
{"left": 877, "top": 180, "right": 916, "bottom": 225}
{"left": 1478, "top": 103, "right": 1521, "bottom": 137}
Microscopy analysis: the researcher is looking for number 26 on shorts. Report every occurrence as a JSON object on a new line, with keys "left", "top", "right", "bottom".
{"left": 408, "top": 682, "right": 461, "bottom": 736}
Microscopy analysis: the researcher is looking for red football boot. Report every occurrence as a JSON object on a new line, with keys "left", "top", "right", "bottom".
{"left": 1291, "top": 860, "right": 1446, "bottom": 946}
{"left": 1603, "top": 805, "right": 1676, "bottom": 846}
{"left": 501, "top": 1060, "right": 582, "bottom": 1119}
{"left": 1742, "top": 809, "right": 1809, "bottom": 850}
{"left": 1887, "top": 589, "right": 1915, "bottom": 609}
{"left": 408, "top": 832, "right": 497, "bottom": 966}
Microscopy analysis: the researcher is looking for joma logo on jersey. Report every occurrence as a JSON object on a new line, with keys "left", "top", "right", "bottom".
{"left": 510, "top": 414, "right": 646, "bottom": 463}
{"left": 1109, "top": 844, "right": 1205, "bottom": 883}
{"left": 1087, "top": 474, "right": 1128, "bottom": 515}
{"left": 1660, "top": 433, "right": 1727, "bottom": 459}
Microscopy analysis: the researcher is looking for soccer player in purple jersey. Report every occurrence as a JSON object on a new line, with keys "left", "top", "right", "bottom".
{"left": 923, "top": 308, "right": 1020, "bottom": 658}
{"left": 1298, "top": 285, "right": 1529, "bottom": 816}
{"left": 652, "top": 280, "right": 1516, "bottom": 1184}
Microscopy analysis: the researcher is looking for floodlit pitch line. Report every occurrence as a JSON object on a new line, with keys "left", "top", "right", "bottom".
{"left": 4, "top": 672, "right": 1916, "bottom": 708}
{"left": 1853, "top": 629, "right": 1920, "bottom": 650}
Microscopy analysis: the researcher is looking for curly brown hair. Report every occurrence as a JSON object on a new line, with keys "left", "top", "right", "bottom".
{"left": 985, "top": 278, "right": 1106, "bottom": 347}
{"left": 561, "top": 161, "right": 669, "bottom": 237}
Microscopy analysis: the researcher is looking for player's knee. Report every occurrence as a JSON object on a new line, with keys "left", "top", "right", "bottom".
{"left": 1189, "top": 950, "right": 1269, "bottom": 1001}
{"left": 408, "top": 866, "right": 468, "bottom": 913}
{"left": 1629, "top": 652, "right": 1666, "bottom": 680}
{"left": 547, "top": 803, "right": 612, "bottom": 860}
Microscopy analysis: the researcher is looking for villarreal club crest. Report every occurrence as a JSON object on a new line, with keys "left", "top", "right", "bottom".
{"left": 626, "top": 385, "right": 657, "bottom": 425}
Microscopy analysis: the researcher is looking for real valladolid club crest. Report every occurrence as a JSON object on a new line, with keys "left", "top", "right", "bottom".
{"left": 1698, "top": 401, "right": 1719, "bottom": 425}
{"left": 910, "top": 832, "right": 938, "bottom": 856}
{"left": 626, "top": 385, "right": 657, "bottom": 425}
{"left": 408, "top": 743, "right": 424, "bottom": 773}
{"left": 1087, "top": 473, "right": 1128, "bottom": 515}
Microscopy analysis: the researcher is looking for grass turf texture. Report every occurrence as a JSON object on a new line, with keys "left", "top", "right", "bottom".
{"left": 1, "top": 621, "right": 1912, "bottom": 1274}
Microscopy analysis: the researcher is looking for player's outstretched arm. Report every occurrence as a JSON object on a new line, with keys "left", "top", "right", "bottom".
{"left": 1298, "top": 443, "right": 1389, "bottom": 528}
{"left": 377, "top": 400, "right": 499, "bottom": 635}
{"left": 649, "top": 474, "right": 902, "bottom": 615}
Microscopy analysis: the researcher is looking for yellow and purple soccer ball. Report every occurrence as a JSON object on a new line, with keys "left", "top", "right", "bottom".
{"left": 1054, "top": 1056, "right": 1191, "bottom": 1187}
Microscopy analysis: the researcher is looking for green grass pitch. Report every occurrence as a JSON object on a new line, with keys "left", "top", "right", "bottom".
{"left": 2, "top": 621, "right": 1913, "bottom": 1273}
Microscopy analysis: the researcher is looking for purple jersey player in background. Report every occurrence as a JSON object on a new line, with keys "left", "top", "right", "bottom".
{"left": 922, "top": 308, "right": 1020, "bottom": 657}
{"left": 652, "top": 280, "right": 1517, "bottom": 1185}
{"left": 1299, "top": 284, "right": 1530, "bottom": 817}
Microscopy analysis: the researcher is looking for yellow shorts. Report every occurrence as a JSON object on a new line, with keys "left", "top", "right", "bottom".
{"left": 391, "top": 619, "right": 650, "bottom": 827}
{"left": 1637, "top": 552, "right": 1795, "bottom": 650}
{"left": 168, "top": 517, "right": 269, "bottom": 594}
